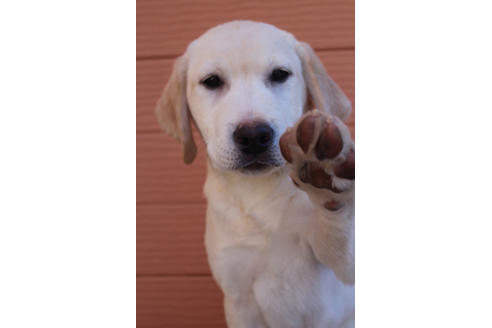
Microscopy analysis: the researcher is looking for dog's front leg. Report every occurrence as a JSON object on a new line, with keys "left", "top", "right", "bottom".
{"left": 224, "top": 294, "right": 268, "bottom": 328}
{"left": 280, "top": 110, "right": 355, "bottom": 285}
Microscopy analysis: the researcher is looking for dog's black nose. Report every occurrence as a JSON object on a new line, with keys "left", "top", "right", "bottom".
{"left": 233, "top": 122, "right": 274, "bottom": 155}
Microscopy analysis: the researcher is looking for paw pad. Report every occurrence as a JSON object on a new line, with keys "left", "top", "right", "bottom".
{"left": 279, "top": 110, "right": 355, "bottom": 196}
{"left": 334, "top": 149, "right": 355, "bottom": 180}
{"left": 296, "top": 114, "right": 319, "bottom": 153}
{"left": 324, "top": 200, "right": 342, "bottom": 211}
{"left": 315, "top": 121, "right": 343, "bottom": 160}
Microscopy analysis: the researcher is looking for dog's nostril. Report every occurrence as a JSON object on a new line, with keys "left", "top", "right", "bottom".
{"left": 259, "top": 133, "right": 271, "bottom": 145}
{"left": 233, "top": 122, "right": 274, "bottom": 155}
{"left": 238, "top": 137, "right": 249, "bottom": 146}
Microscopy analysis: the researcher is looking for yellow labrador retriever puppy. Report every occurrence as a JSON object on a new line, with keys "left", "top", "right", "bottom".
{"left": 156, "top": 21, "right": 355, "bottom": 328}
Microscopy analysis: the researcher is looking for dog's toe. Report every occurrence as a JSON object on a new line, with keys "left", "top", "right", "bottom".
{"left": 279, "top": 110, "right": 354, "bottom": 195}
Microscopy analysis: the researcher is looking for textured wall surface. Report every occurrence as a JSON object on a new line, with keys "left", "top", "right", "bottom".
{"left": 137, "top": 1, "right": 354, "bottom": 326}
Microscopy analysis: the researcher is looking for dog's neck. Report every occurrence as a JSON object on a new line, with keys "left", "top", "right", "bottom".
{"left": 203, "top": 160, "right": 297, "bottom": 222}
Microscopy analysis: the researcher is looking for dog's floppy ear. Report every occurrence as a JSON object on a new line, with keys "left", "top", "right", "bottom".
{"left": 155, "top": 55, "right": 197, "bottom": 164}
{"left": 296, "top": 42, "right": 351, "bottom": 121}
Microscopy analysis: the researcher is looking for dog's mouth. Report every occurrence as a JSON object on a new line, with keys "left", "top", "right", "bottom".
{"left": 242, "top": 161, "right": 270, "bottom": 171}
{"left": 236, "top": 153, "right": 281, "bottom": 172}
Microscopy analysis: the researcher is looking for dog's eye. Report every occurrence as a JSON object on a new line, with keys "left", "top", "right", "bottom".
{"left": 269, "top": 68, "right": 291, "bottom": 83}
{"left": 201, "top": 74, "right": 223, "bottom": 90}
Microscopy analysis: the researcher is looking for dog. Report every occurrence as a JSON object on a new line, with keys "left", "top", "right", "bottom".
{"left": 156, "top": 21, "right": 355, "bottom": 328}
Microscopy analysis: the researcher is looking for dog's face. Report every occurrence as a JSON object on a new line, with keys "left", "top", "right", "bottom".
{"left": 186, "top": 23, "right": 305, "bottom": 173}
{"left": 156, "top": 21, "right": 351, "bottom": 174}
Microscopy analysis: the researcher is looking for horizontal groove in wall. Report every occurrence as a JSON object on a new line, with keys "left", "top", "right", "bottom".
{"left": 137, "top": 275, "right": 226, "bottom": 327}
{"left": 136, "top": 46, "right": 355, "bottom": 61}
{"left": 136, "top": 200, "right": 205, "bottom": 206}
{"left": 137, "top": 273, "right": 212, "bottom": 278}
{"left": 137, "top": 203, "right": 209, "bottom": 274}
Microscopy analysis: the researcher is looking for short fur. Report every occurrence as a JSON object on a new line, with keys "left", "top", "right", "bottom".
{"left": 156, "top": 21, "right": 355, "bottom": 328}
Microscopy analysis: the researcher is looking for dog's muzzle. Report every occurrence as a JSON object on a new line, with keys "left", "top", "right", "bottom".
{"left": 232, "top": 121, "right": 279, "bottom": 171}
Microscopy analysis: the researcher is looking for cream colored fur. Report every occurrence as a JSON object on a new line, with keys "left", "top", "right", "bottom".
{"left": 156, "top": 21, "right": 354, "bottom": 328}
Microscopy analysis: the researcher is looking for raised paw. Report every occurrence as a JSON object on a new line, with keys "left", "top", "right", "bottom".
{"left": 279, "top": 110, "right": 354, "bottom": 209}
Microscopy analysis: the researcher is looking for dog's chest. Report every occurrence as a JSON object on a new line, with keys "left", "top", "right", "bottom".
{"left": 205, "top": 194, "right": 350, "bottom": 325}
{"left": 203, "top": 172, "right": 353, "bottom": 326}
{"left": 205, "top": 182, "right": 309, "bottom": 279}
{"left": 207, "top": 202, "right": 351, "bottom": 327}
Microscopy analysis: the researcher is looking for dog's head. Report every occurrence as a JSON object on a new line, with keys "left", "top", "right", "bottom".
{"left": 156, "top": 21, "right": 351, "bottom": 174}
